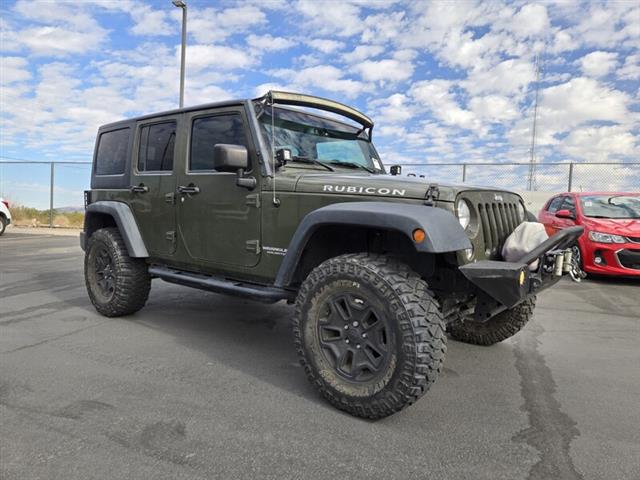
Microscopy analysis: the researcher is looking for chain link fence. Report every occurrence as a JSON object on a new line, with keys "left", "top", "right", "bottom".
{"left": 1, "top": 160, "right": 638, "bottom": 228}
{"left": 399, "top": 162, "right": 640, "bottom": 193}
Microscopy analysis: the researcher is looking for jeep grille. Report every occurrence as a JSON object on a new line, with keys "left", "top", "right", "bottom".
{"left": 477, "top": 201, "right": 522, "bottom": 258}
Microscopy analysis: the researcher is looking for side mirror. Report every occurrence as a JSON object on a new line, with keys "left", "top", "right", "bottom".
{"left": 556, "top": 209, "right": 575, "bottom": 220}
{"left": 389, "top": 165, "right": 402, "bottom": 176}
{"left": 213, "top": 144, "right": 248, "bottom": 172}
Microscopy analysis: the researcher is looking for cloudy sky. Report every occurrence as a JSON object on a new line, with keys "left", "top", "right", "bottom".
{"left": 1, "top": 0, "right": 639, "bottom": 208}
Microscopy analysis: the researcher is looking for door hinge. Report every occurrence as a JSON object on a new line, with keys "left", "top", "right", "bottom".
{"left": 246, "top": 194, "right": 261, "bottom": 208}
{"left": 166, "top": 231, "right": 176, "bottom": 243}
{"left": 165, "top": 192, "right": 176, "bottom": 205}
{"left": 245, "top": 239, "right": 261, "bottom": 254}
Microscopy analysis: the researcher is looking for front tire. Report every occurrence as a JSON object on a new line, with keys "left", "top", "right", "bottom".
{"left": 85, "top": 228, "right": 151, "bottom": 317}
{"left": 293, "top": 253, "right": 446, "bottom": 419}
{"left": 447, "top": 297, "right": 536, "bottom": 346}
{"left": 0, "top": 216, "right": 6, "bottom": 236}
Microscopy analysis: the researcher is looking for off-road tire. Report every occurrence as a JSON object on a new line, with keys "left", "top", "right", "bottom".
{"left": 293, "top": 253, "right": 446, "bottom": 419}
{"left": 447, "top": 297, "right": 536, "bottom": 346}
{"left": 0, "top": 216, "right": 6, "bottom": 236}
{"left": 85, "top": 227, "right": 151, "bottom": 317}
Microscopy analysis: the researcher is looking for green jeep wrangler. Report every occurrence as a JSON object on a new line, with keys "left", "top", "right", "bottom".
{"left": 81, "top": 91, "right": 582, "bottom": 418}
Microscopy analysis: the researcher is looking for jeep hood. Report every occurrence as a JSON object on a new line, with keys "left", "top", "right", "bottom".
{"left": 292, "top": 172, "right": 516, "bottom": 202}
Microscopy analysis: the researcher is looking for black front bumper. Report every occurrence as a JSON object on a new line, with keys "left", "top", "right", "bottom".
{"left": 459, "top": 226, "right": 584, "bottom": 320}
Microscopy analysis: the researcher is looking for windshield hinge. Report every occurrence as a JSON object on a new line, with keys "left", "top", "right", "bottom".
{"left": 425, "top": 184, "right": 440, "bottom": 206}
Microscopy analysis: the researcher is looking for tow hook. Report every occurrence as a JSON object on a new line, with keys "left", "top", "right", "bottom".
{"left": 546, "top": 249, "right": 585, "bottom": 283}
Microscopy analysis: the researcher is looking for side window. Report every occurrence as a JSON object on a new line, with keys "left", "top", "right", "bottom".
{"left": 562, "top": 196, "right": 576, "bottom": 214}
{"left": 138, "top": 121, "right": 176, "bottom": 172}
{"left": 95, "top": 128, "right": 130, "bottom": 175}
{"left": 547, "top": 196, "right": 565, "bottom": 213}
{"left": 190, "top": 113, "right": 247, "bottom": 171}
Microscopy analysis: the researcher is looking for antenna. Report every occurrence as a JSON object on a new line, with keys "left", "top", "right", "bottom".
{"left": 528, "top": 53, "right": 541, "bottom": 192}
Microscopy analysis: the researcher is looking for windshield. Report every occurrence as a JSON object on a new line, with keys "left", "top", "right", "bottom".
{"left": 580, "top": 195, "right": 640, "bottom": 219}
{"left": 258, "top": 106, "right": 383, "bottom": 172}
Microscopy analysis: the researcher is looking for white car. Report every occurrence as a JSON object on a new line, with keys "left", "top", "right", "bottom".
{"left": 0, "top": 198, "right": 11, "bottom": 235}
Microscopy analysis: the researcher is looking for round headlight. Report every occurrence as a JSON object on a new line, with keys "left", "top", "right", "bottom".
{"left": 517, "top": 203, "right": 526, "bottom": 221}
{"left": 457, "top": 199, "right": 471, "bottom": 230}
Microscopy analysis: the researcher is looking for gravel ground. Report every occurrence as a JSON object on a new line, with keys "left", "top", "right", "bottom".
{"left": 1, "top": 230, "right": 638, "bottom": 480}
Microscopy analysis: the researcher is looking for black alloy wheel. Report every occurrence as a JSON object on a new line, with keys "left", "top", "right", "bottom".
{"left": 316, "top": 292, "right": 392, "bottom": 383}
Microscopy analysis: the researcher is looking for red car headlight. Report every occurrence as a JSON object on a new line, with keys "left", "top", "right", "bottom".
{"left": 588, "top": 231, "right": 627, "bottom": 244}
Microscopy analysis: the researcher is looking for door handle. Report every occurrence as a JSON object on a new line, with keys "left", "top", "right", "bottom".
{"left": 178, "top": 185, "right": 200, "bottom": 194}
{"left": 130, "top": 184, "right": 149, "bottom": 193}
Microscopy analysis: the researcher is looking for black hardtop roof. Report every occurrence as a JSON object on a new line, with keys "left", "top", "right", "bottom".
{"left": 98, "top": 99, "right": 247, "bottom": 130}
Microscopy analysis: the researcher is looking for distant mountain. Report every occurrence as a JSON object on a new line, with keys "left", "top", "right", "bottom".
{"left": 56, "top": 206, "right": 84, "bottom": 213}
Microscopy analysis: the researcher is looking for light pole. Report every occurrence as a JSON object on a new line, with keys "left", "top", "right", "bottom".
{"left": 173, "top": 0, "right": 187, "bottom": 108}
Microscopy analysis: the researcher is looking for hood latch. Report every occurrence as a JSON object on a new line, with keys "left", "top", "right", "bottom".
{"left": 425, "top": 184, "right": 440, "bottom": 206}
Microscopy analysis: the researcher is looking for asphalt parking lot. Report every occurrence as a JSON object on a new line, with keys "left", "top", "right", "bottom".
{"left": 1, "top": 230, "right": 639, "bottom": 480}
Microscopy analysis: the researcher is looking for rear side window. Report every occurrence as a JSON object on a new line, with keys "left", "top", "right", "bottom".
{"left": 190, "top": 114, "right": 247, "bottom": 171}
{"left": 547, "top": 196, "right": 565, "bottom": 213}
{"left": 95, "top": 128, "right": 130, "bottom": 175}
{"left": 138, "top": 121, "right": 176, "bottom": 172}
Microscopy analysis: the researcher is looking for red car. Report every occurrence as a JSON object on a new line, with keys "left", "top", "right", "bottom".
{"left": 538, "top": 192, "right": 640, "bottom": 277}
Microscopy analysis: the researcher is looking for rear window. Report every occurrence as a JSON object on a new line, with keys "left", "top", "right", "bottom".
{"left": 138, "top": 121, "right": 176, "bottom": 172}
{"left": 95, "top": 128, "right": 130, "bottom": 175}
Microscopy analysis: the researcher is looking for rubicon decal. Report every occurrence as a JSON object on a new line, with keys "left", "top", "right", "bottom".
{"left": 323, "top": 185, "right": 406, "bottom": 196}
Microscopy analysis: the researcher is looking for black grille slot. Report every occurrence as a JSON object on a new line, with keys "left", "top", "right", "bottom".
{"left": 476, "top": 200, "right": 522, "bottom": 258}
{"left": 617, "top": 249, "right": 640, "bottom": 270}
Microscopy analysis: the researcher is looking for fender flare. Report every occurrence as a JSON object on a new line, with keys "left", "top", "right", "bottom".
{"left": 82, "top": 201, "right": 148, "bottom": 258}
{"left": 274, "top": 202, "right": 471, "bottom": 287}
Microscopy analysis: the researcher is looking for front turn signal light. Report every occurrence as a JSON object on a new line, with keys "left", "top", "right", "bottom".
{"left": 412, "top": 229, "right": 426, "bottom": 243}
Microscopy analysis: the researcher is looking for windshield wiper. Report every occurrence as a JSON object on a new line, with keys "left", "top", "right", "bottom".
{"left": 289, "top": 156, "right": 335, "bottom": 172}
{"left": 327, "top": 160, "right": 376, "bottom": 173}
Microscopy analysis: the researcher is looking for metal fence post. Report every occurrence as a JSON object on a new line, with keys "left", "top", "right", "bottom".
{"left": 568, "top": 162, "right": 574, "bottom": 192}
{"left": 49, "top": 162, "right": 55, "bottom": 228}
{"left": 462, "top": 163, "right": 467, "bottom": 183}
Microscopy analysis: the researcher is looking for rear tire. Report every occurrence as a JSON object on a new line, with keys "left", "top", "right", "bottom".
{"left": 293, "top": 253, "right": 446, "bottom": 419}
{"left": 447, "top": 297, "right": 536, "bottom": 346}
{"left": 85, "top": 227, "right": 151, "bottom": 317}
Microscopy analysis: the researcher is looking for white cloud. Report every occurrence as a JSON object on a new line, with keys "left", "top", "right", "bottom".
{"left": 306, "top": 39, "right": 345, "bottom": 54}
{"left": 561, "top": 125, "right": 638, "bottom": 162}
{"left": 410, "top": 80, "right": 482, "bottom": 132}
{"left": 469, "top": 95, "right": 519, "bottom": 122}
{"left": 617, "top": 54, "right": 640, "bottom": 80}
{"left": 270, "top": 65, "right": 367, "bottom": 98}
{"left": 354, "top": 58, "right": 414, "bottom": 83}
{"left": 129, "top": 4, "right": 175, "bottom": 36}
{"left": 247, "top": 34, "right": 295, "bottom": 52}
{"left": 464, "top": 59, "right": 535, "bottom": 96}
{"left": 186, "top": 45, "right": 255, "bottom": 72}
{"left": 18, "top": 26, "right": 106, "bottom": 56}
{"left": 295, "top": 0, "right": 364, "bottom": 37}
{"left": 579, "top": 51, "right": 618, "bottom": 78}
{"left": 189, "top": 6, "right": 267, "bottom": 44}
{"left": 510, "top": 4, "right": 551, "bottom": 38}
{"left": 1, "top": 57, "right": 32, "bottom": 84}
{"left": 342, "top": 45, "right": 384, "bottom": 63}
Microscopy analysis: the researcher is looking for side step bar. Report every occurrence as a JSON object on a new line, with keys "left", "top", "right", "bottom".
{"left": 148, "top": 265, "right": 295, "bottom": 304}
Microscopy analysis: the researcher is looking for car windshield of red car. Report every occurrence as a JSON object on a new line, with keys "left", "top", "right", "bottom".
{"left": 580, "top": 195, "right": 640, "bottom": 219}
